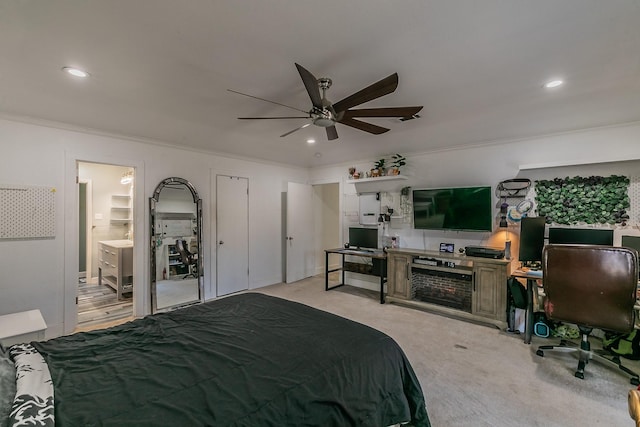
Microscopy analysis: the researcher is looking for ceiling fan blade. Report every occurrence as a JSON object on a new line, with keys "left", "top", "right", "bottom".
{"left": 227, "top": 89, "right": 308, "bottom": 114}
{"left": 332, "top": 73, "right": 399, "bottom": 113}
{"left": 343, "top": 106, "right": 423, "bottom": 118}
{"left": 238, "top": 116, "right": 308, "bottom": 120}
{"left": 326, "top": 126, "right": 338, "bottom": 140}
{"left": 280, "top": 123, "right": 311, "bottom": 138}
{"left": 338, "top": 117, "right": 390, "bottom": 135}
{"left": 295, "top": 63, "right": 323, "bottom": 109}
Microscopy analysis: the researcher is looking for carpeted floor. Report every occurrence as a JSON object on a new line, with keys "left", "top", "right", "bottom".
{"left": 75, "top": 274, "right": 638, "bottom": 425}
{"left": 255, "top": 275, "right": 639, "bottom": 427}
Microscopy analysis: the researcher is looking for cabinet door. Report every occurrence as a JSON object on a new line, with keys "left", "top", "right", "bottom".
{"left": 472, "top": 262, "right": 507, "bottom": 320}
{"left": 388, "top": 253, "right": 412, "bottom": 299}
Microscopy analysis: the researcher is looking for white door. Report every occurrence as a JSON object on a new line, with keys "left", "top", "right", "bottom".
{"left": 216, "top": 175, "right": 249, "bottom": 296}
{"left": 286, "top": 182, "right": 315, "bottom": 283}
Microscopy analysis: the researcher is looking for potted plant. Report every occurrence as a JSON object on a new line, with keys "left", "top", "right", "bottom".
{"left": 389, "top": 153, "right": 406, "bottom": 175}
{"left": 371, "top": 158, "right": 386, "bottom": 177}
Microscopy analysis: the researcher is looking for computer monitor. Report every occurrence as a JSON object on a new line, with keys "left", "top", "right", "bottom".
{"left": 548, "top": 227, "right": 614, "bottom": 246}
{"left": 622, "top": 235, "right": 640, "bottom": 253}
{"left": 621, "top": 235, "right": 640, "bottom": 280}
{"left": 348, "top": 227, "right": 378, "bottom": 250}
{"left": 518, "top": 216, "right": 546, "bottom": 264}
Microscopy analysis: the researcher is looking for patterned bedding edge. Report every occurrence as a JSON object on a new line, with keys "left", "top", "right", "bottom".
{"left": 7, "top": 344, "right": 54, "bottom": 427}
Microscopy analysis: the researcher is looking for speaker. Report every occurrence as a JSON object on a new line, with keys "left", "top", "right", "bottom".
{"left": 504, "top": 240, "right": 512, "bottom": 260}
{"left": 534, "top": 321, "right": 550, "bottom": 338}
{"left": 371, "top": 258, "right": 387, "bottom": 277}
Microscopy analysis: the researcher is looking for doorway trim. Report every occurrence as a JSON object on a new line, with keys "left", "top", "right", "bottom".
{"left": 310, "top": 177, "right": 344, "bottom": 276}
{"left": 64, "top": 153, "right": 146, "bottom": 335}
{"left": 311, "top": 176, "right": 344, "bottom": 244}
{"left": 79, "top": 178, "right": 93, "bottom": 281}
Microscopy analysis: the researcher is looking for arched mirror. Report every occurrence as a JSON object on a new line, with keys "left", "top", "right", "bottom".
{"left": 150, "top": 177, "right": 203, "bottom": 313}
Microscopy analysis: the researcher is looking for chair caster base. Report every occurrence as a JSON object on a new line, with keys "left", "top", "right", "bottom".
{"left": 575, "top": 371, "right": 585, "bottom": 379}
{"left": 536, "top": 349, "right": 544, "bottom": 357}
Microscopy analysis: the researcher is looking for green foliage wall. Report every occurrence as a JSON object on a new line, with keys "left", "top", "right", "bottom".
{"left": 535, "top": 175, "right": 630, "bottom": 225}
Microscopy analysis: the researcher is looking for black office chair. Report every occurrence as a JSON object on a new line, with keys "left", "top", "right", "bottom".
{"left": 536, "top": 244, "right": 640, "bottom": 385}
{"left": 176, "top": 239, "right": 197, "bottom": 279}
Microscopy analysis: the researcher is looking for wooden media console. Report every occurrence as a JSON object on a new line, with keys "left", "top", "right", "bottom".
{"left": 386, "top": 248, "right": 513, "bottom": 328}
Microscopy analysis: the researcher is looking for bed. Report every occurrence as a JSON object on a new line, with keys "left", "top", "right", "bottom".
{"left": 1, "top": 292, "right": 430, "bottom": 426}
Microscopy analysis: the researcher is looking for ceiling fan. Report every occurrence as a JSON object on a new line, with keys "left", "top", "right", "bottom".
{"left": 229, "top": 63, "right": 423, "bottom": 141}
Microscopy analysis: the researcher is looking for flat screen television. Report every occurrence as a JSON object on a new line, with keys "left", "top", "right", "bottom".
{"left": 548, "top": 227, "right": 613, "bottom": 246}
{"left": 412, "top": 186, "right": 492, "bottom": 232}
{"left": 348, "top": 227, "right": 378, "bottom": 250}
{"left": 518, "top": 216, "right": 546, "bottom": 263}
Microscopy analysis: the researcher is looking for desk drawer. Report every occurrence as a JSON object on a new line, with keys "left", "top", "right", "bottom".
{"left": 103, "top": 267, "right": 118, "bottom": 281}
{"left": 100, "top": 261, "right": 117, "bottom": 277}
{"left": 100, "top": 246, "right": 118, "bottom": 267}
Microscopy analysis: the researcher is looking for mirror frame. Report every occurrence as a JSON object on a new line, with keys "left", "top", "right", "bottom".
{"left": 150, "top": 177, "right": 203, "bottom": 313}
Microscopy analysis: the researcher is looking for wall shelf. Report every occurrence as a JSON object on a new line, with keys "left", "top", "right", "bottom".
{"left": 110, "top": 218, "right": 131, "bottom": 225}
{"left": 350, "top": 175, "right": 408, "bottom": 194}
{"left": 110, "top": 195, "right": 132, "bottom": 225}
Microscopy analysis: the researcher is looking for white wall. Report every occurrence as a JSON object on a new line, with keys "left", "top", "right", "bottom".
{"left": 0, "top": 118, "right": 308, "bottom": 337}
{"left": 310, "top": 121, "right": 640, "bottom": 286}
{"left": 2, "top": 116, "right": 639, "bottom": 336}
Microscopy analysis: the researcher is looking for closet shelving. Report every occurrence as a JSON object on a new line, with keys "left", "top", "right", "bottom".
{"left": 110, "top": 194, "right": 132, "bottom": 225}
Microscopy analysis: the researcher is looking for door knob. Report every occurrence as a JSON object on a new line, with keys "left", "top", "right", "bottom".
{"left": 219, "top": 240, "right": 224, "bottom": 245}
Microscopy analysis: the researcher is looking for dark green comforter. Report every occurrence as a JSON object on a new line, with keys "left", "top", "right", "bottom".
{"left": 33, "top": 293, "right": 430, "bottom": 426}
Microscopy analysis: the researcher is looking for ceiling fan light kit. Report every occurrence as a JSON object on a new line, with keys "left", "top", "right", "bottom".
{"left": 232, "top": 63, "right": 423, "bottom": 141}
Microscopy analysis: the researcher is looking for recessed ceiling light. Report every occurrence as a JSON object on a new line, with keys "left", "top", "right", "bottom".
{"left": 544, "top": 79, "right": 563, "bottom": 89}
{"left": 307, "top": 138, "right": 316, "bottom": 144}
{"left": 62, "top": 67, "right": 90, "bottom": 78}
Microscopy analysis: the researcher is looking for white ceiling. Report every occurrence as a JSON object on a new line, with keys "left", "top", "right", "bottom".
{"left": 1, "top": 1, "right": 639, "bottom": 167}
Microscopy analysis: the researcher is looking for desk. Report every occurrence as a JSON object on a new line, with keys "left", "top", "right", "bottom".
{"left": 511, "top": 269, "right": 543, "bottom": 344}
{"left": 325, "top": 248, "right": 387, "bottom": 304}
{"left": 513, "top": 269, "right": 640, "bottom": 344}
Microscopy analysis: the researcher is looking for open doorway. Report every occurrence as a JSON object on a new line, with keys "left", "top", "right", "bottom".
{"left": 77, "top": 162, "right": 134, "bottom": 329}
{"left": 283, "top": 181, "right": 341, "bottom": 283}
{"left": 313, "top": 182, "right": 341, "bottom": 276}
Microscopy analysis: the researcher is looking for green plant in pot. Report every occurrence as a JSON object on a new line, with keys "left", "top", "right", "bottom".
{"left": 390, "top": 154, "right": 406, "bottom": 175}
{"left": 371, "top": 158, "right": 386, "bottom": 177}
